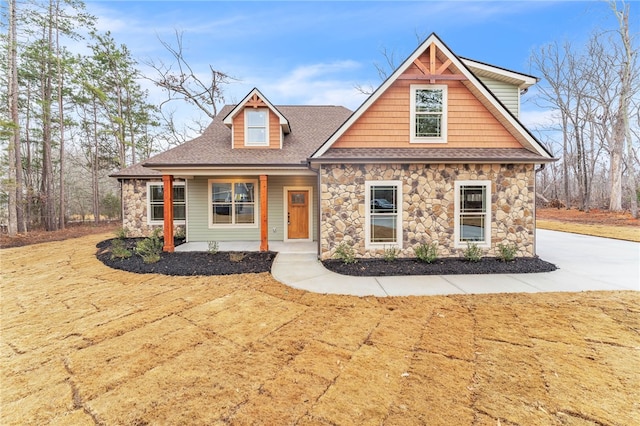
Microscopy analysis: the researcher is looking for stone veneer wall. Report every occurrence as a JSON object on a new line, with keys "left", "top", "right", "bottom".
{"left": 121, "top": 178, "right": 184, "bottom": 238}
{"left": 319, "top": 163, "right": 535, "bottom": 260}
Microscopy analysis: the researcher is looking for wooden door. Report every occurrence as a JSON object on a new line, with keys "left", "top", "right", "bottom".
{"left": 288, "top": 190, "right": 309, "bottom": 239}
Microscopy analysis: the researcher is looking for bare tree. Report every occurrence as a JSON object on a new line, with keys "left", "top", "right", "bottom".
{"left": 354, "top": 46, "right": 399, "bottom": 95}
{"left": 531, "top": 42, "right": 576, "bottom": 209}
{"left": 6, "top": 0, "right": 21, "bottom": 235}
{"left": 531, "top": 2, "right": 639, "bottom": 213}
{"left": 144, "top": 30, "right": 235, "bottom": 120}
{"left": 609, "top": 0, "right": 638, "bottom": 216}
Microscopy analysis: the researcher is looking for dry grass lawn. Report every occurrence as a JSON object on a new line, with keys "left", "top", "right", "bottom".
{"left": 537, "top": 219, "right": 640, "bottom": 242}
{"left": 1, "top": 233, "right": 639, "bottom": 425}
{"left": 537, "top": 208, "right": 639, "bottom": 242}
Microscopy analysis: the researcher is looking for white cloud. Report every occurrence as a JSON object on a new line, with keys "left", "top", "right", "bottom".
{"left": 520, "top": 108, "right": 561, "bottom": 130}
{"left": 252, "top": 61, "right": 370, "bottom": 110}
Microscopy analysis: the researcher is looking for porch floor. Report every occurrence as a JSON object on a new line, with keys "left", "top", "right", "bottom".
{"left": 175, "top": 240, "right": 317, "bottom": 254}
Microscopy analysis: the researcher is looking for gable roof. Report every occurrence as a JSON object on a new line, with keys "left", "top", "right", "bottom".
{"left": 222, "top": 87, "right": 291, "bottom": 134}
{"left": 311, "top": 32, "right": 553, "bottom": 160}
{"left": 460, "top": 57, "right": 538, "bottom": 89}
{"left": 111, "top": 104, "right": 351, "bottom": 178}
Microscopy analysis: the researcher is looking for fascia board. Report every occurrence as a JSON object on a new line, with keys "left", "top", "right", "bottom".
{"left": 461, "top": 57, "right": 538, "bottom": 88}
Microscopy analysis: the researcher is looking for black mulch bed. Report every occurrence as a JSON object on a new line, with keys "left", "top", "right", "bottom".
{"left": 97, "top": 238, "right": 557, "bottom": 277}
{"left": 96, "top": 238, "right": 276, "bottom": 276}
{"left": 323, "top": 257, "right": 557, "bottom": 276}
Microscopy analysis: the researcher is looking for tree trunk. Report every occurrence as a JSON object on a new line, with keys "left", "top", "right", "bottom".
{"left": 41, "top": 14, "right": 57, "bottom": 231}
{"left": 609, "top": 1, "right": 632, "bottom": 212}
{"left": 92, "top": 103, "right": 101, "bottom": 224}
{"left": 6, "top": 0, "right": 19, "bottom": 236}
{"left": 562, "top": 116, "right": 570, "bottom": 209}
{"left": 25, "top": 89, "right": 33, "bottom": 228}
{"left": 56, "top": 0, "right": 65, "bottom": 229}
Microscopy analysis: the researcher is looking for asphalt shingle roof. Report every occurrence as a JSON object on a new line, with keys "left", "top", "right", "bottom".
{"left": 312, "top": 147, "right": 555, "bottom": 163}
{"left": 112, "top": 104, "right": 553, "bottom": 179}
{"left": 112, "top": 105, "right": 351, "bottom": 177}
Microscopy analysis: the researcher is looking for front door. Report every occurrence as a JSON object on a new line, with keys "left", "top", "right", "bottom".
{"left": 288, "top": 190, "right": 309, "bottom": 239}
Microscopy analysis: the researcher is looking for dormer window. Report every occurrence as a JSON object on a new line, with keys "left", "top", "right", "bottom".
{"left": 410, "top": 84, "right": 447, "bottom": 143}
{"left": 245, "top": 108, "right": 269, "bottom": 146}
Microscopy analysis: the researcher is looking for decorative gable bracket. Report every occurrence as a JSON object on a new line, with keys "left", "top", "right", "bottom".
{"left": 399, "top": 43, "right": 465, "bottom": 83}
{"left": 222, "top": 88, "right": 291, "bottom": 134}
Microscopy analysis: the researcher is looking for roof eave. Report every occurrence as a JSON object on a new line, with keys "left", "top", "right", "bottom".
{"left": 460, "top": 57, "right": 539, "bottom": 88}
{"left": 142, "top": 162, "right": 310, "bottom": 169}
{"left": 309, "top": 157, "right": 557, "bottom": 165}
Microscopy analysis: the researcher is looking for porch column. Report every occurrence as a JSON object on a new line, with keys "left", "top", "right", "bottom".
{"left": 260, "top": 175, "right": 268, "bottom": 252}
{"left": 162, "top": 174, "right": 175, "bottom": 252}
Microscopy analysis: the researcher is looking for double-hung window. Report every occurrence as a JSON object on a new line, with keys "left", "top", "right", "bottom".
{"left": 365, "top": 181, "right": 402, "bottom": 249}
{"left": 454, "top": 180, "right": 491, "bottom": 247}
{"left": 209, "top": 179, "right": 258, "bottom": 227}
{"left": 245, "top": 109, "right": 268, "bottom": 146}
{"left": 147, "top": 182, "right": 186, "bottom": 224}
{"left": 410, "top": 84, "right": 447, "bottom": 143}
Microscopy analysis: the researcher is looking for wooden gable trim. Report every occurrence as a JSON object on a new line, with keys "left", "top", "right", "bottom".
{"left": 413, "top": 58, "right": 429, "bottom": 75}
{"left": 245, "top": 93, "right": 266, "bottom": 109}
{"left": 436, "top": 59, "right": 452, "bottom": 75}
{"left": 311, "top": 33, "right": 553, "bottom": 160}
{"left": 222, "top": 88, "right": 291, "bottom": 134}
{"left": 397, "top": 74, "right": 466, "bottom": 81}
{"left": 412, "top": 45, "right": 461, "bottom": 83}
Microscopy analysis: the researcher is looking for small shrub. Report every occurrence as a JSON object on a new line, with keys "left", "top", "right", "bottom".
{"left": 497, "top": 243, "right": 517, "bottom": 262}
{"left": 208, "top": 241, "right": 219, "bottom": 255}
{"left": 175, "top": 227, "right": 186, "bottom": 239}
{"left": 383, "top": 246, "right": 399, "bottom": 262}
{"left": 115, "top": 227, "right": 128, "bottom": 240}
{"left": 136, "top": 229, "right": 163, "bottom": 264}
{"left": 110, "top": 238, "right": 131, "bottom": 260}
{"left": 334, "top": 241, "right": 357, "bottom": 264}
{"left": 463, "top": 242, "right": 482, "bottom": 262}
{"left": 415, "top": 242, "right": 438, "bottom": 263}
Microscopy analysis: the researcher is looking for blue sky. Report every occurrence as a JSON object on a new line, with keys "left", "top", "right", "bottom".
{"left": 85, "top": 1, "right": 636, "bottom": 130}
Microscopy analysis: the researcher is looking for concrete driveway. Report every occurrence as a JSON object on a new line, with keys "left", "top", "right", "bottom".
{"left": 272, "top": 230, "right": 640, "bottom": 296}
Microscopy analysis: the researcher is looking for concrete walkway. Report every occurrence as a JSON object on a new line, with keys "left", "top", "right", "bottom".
{"left": 271, "top": 230, "right": 640, "bottom": 296}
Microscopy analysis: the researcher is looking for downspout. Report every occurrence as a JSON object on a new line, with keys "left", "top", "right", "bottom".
{"left": 308, "top": 160, "right": 322, "bottom": 260}
{"left": 119, "top": 179, "right": 124, "bottom": 231}
{"left": 533, "top": 164, "right": 545, "bottom": 257}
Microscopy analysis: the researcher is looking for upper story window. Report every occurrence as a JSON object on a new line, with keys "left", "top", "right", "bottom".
{"left": 245, "top": 108, "right": 269, "bottom": 146}
{"left": 147, "top": 182, "right": 186, "bottom": 224}
{"left": 410, "top": 84, "right": 447, "bottom": 143}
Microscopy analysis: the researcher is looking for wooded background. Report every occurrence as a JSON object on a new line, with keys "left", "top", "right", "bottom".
{"left": 1, "top": 0, "right": 638, "bottom": 236}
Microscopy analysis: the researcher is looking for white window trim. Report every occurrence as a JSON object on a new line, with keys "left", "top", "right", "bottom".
{"left": 364, "top": 180, "right": 403, "bottom": 250}
{"left": 208, "top": 178, "right": 259, "bottom": 229}
{"left": 283, "top": 186, "right": 313, "bottom": 242}
{"left": 454, "top": 180, "right": 492, "bottom": 248}
{"left": 146, "top": 181, "right": 186, "bottom": 226}
{"left": 244, "top": 108, "right": 269, "bottom": 146}
{"left": 410, "top": 84, "right": 447, "bottom": 143}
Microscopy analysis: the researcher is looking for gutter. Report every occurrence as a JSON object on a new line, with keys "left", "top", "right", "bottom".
{"left": 142, "top": 162, "right": 310, "bottom": 169}
{"left": 309, "top": 157, "right": 558, "bottom": 165}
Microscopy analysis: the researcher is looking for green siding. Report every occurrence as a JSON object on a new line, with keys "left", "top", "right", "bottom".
{"left": 476, "top": 75, "right": 520, "bottom": 117}
{"left": 186, "top": 174, "right": 317, "bottom": 242}
{"left": 268, "top": 175, "right": 318, "bottom": 241}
